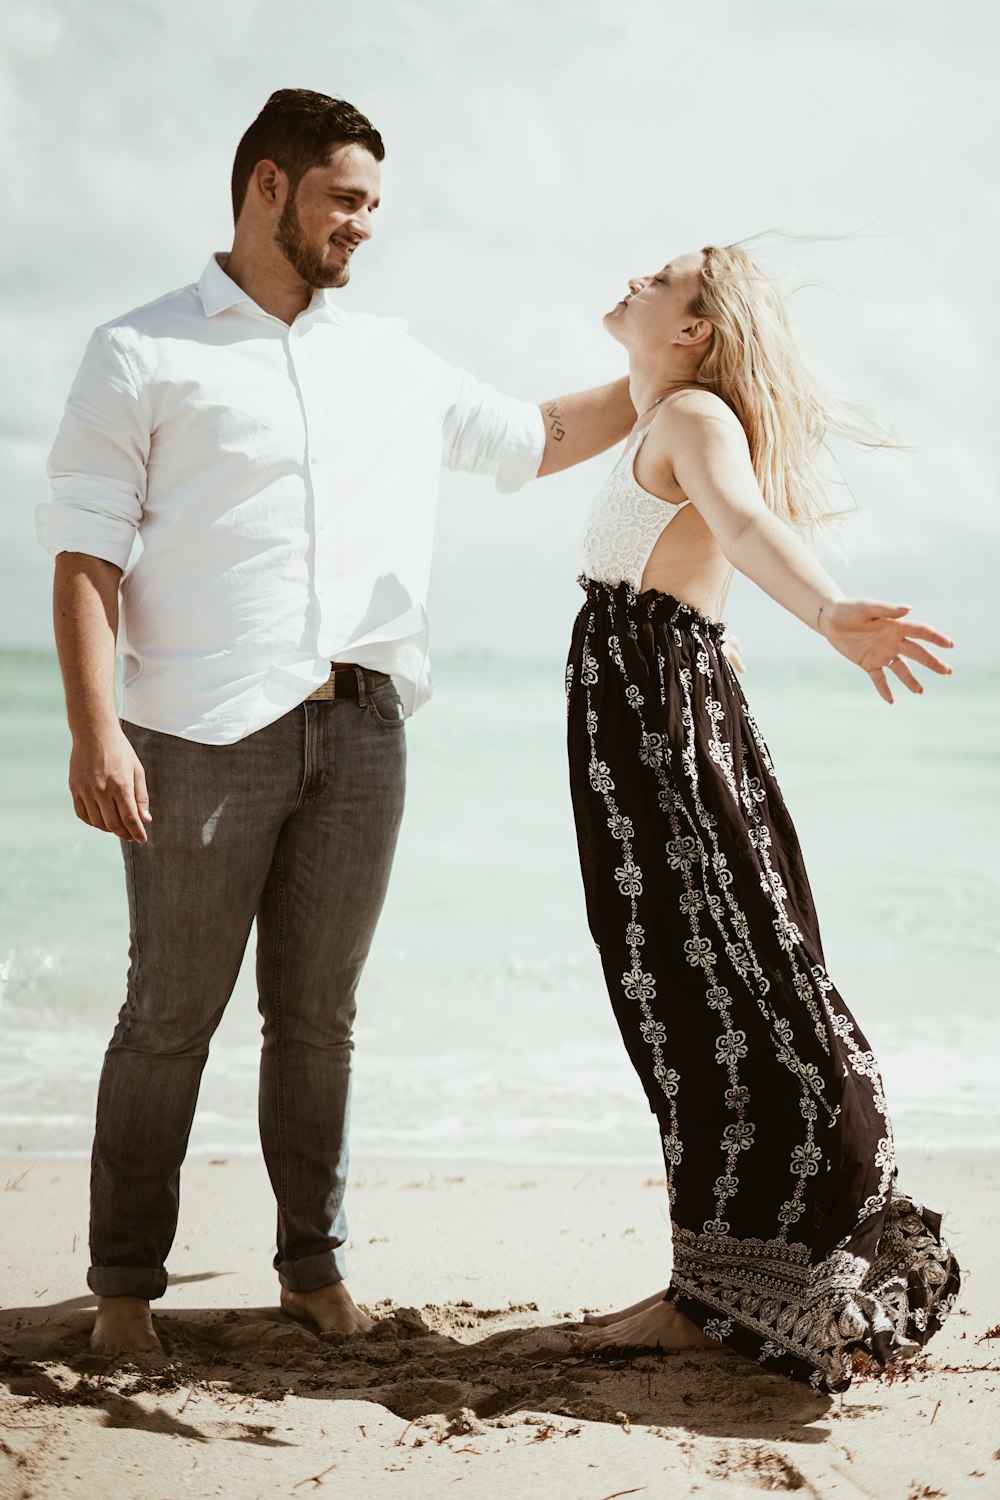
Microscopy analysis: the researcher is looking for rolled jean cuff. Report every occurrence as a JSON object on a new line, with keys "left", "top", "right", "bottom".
{"left": 276, "top": 1247, "right": 347, "bottom": 1294}
{"left": 87, "top": 1265, "right": 169, "bottom": 1300}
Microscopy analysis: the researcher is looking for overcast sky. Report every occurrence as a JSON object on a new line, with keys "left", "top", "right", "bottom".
{"left": 2, "top": 0, "right": 997, "bottom": 660}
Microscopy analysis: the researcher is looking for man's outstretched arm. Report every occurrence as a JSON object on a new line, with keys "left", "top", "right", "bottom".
{"left": 536, "top": 377, "right": 635, "bottom": 476}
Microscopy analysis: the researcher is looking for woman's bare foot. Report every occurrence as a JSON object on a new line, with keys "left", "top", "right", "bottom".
{"left": 575, "top": 1298, "right": 717, "bottom": 1353}
{"left": 582, "top": 1287, "right": 670, "bottom": 1327}
{"left": 280, "top": 1280, "right": 375, "bottom": 1335}
{"left": 90, "top": 1296, "right": 163, "bottom": 1354}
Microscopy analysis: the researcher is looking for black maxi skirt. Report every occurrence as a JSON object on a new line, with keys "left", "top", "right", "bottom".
{"left": 566, "top": 578, "right": 960, "bottom": 1393}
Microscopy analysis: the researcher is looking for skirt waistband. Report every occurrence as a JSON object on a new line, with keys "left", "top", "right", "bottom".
{"left": 577, "top": 575, "right": 727, "bottom": 642}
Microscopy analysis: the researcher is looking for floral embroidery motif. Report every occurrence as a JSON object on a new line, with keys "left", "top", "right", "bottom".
{"left": 566, "top": 575, "right": 960, "bottom": 1393}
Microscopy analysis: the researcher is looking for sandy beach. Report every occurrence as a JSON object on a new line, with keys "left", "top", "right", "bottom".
{"left": 1, "top": 1147, "right": 997, "bottom": 1499}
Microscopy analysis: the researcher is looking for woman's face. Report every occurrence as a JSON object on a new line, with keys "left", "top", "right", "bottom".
{"left": 604, "top": 250, "right": 706, "bottom": 351}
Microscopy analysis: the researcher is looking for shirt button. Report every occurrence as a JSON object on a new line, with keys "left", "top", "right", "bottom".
{"left": 310, "top": 456, "right": 320, "bottom": 466}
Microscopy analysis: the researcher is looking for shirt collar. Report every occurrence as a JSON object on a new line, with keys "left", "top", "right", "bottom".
{"left": 197, "top": 253, "right": 346, "bottom": 325}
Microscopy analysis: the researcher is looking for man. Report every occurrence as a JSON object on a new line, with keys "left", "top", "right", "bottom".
{"left": 38, "top": 89, "right": 634, "bottom": 1355}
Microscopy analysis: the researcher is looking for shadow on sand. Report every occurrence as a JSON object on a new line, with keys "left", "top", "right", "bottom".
{"left": 0, "top": 1291, "right": 836, "bottom": 1447}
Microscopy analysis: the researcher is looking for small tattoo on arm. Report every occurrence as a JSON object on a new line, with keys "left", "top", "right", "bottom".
{"left": 544, "top": 399, "right": 566, "bottom": 442}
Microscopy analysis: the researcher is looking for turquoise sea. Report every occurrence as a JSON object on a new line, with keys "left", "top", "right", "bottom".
{"left": 1, "top": 648, "right": 997, "bottom": 1162}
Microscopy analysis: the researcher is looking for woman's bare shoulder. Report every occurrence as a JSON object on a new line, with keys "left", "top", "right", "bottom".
{"left": 648, "top": 388, "right": 747, "bottom": 451}
{"left": 663, "top": 386, "right": 740, "bottom": 424}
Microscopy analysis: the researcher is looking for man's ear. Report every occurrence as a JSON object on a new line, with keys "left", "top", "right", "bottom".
{"left": 250, "top": 159, "right": 287, "bottom": 212}
{"left": 673, "top": 318, "right": 713, "bottom": 350}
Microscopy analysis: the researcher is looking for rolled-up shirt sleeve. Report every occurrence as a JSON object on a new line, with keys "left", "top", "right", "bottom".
{"left": 439, "top": 363, "right": 545, "bottom": 494}
{"left": 37, "top": 327, "right": 149, "bottom": 568}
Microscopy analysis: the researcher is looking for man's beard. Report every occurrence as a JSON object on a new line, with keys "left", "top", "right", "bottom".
{"left": 275, "top": 194, "right": 350, "bottom": 289}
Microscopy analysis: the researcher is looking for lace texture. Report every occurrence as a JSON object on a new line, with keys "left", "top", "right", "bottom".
{"left": 580, "top": 420, "right": 689, "bottom": 590}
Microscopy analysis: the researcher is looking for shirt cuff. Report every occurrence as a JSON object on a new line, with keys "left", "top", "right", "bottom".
{"left": 494, "top": 402, "right": 545, "bottom": 494}
{"left": 36, "top": 502, "right": 136, "bottom": 571}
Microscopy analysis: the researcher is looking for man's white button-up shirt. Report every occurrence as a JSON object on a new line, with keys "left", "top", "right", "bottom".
{"left": 38, "top": 255, "right": 544, "bottom": 743}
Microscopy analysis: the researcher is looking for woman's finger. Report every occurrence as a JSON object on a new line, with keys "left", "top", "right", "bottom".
{"left": 888, "top": 658, "right": 923, "bottom": 696}
{"left": 868, "top": 668, "right": 894, "bottom": 705}
{"left": 858, "top": 600, "right": 911, "bottom": 619}
{"left": 897, "top": 641, "right": 954, "bottom": 675}
{"left": 899, "top": 621, "right": 955, "bottom": 649}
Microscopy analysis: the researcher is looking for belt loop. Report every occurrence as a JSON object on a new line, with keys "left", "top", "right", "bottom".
{"left": 353, "top": 666, "right": 367, "bottom": 706}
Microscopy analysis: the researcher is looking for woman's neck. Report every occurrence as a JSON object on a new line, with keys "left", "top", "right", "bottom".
{"left": 628, "top": 356, "right": 702, "bottom": 424}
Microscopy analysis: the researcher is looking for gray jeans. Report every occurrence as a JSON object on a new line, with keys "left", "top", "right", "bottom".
{"left": 87, "top": 678, "right": 406, "bottom": 1300}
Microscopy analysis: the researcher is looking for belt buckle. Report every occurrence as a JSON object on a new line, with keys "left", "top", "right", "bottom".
{"left": 305, "top": 663, "right": 383, "bottom": 704}
{"left": 306, "top": 670, "right": 337, "bottom": 703}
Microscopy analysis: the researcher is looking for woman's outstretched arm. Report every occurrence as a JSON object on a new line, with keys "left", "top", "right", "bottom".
{"left": 658, "top": 393, "right": 954, "bottom": 703}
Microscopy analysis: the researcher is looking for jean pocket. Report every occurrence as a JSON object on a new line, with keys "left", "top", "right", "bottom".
{"left": 366, "top": 681, "right": 406, "bottom": 729}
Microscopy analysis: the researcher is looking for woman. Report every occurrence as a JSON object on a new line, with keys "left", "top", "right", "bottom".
{"left": 566, "top": 244, "right": 960, "bottom": 1392}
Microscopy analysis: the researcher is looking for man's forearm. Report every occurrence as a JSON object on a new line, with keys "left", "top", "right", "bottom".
{"left": 53, "top": 552, "right": 123, "bottom": 739}
{"left": 53, "top": 553, "right": 151, "bottom": 842}
{"left": 537, "top": 377, "right": 635, "bottom": 477}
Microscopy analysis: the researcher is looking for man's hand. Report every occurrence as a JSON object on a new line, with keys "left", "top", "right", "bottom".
{"left": 819, "top": 599, "right": 954, "bottom": 704}
{"left": 722, "top": 634, "right": 746, "bottom": 674}
{"left": 69, "top": 725, "right": 151, "bottom": 842}
{"left": 52, "top": 552, "right": 148, "bottom": 837}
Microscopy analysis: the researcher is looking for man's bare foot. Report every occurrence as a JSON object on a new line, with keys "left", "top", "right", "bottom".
{"left": 90, "top": 1296, "right": 163, "bottom": 1354}
{"left": 582, "top": 1287, "right": 669, "bottom": 1327}
{"left": 280, "top": 1281, "right": 375, "bottom": 1335}
{"left": 574, "top": 1298, "right": 717, "bottom": 1353}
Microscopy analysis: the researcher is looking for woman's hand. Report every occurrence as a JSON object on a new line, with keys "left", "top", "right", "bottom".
{"left": 818, "top": 599, "right": 954, "bottom": 704}
{"left": 643, "top": 399, "right": 955, "bottom": 704}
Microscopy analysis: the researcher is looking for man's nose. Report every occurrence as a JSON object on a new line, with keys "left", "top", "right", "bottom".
{"left": 350, "top": 207, "right": 374, "bottom": 241}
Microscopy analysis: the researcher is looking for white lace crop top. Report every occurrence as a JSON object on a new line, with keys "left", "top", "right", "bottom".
{"left": 579, "top": 415, "right": 690, "bottom": 590}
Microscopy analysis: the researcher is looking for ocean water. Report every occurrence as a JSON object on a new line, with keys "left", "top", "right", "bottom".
{"left": 1, "top": 647, "right": 997, "bottom": 1163}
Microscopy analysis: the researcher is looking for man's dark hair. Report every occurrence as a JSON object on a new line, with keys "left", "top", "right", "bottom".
{"left": 231, "top": 89, "right": 385, "bottom": 224}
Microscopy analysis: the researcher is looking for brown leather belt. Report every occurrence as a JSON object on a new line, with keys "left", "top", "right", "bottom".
{"left": 306, "top": 664, "right": 392, "bottom": 702}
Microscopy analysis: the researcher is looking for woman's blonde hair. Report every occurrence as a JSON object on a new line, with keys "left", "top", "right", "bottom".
{"left": 691, "top": 242, "right": 882, "bottom": 529}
